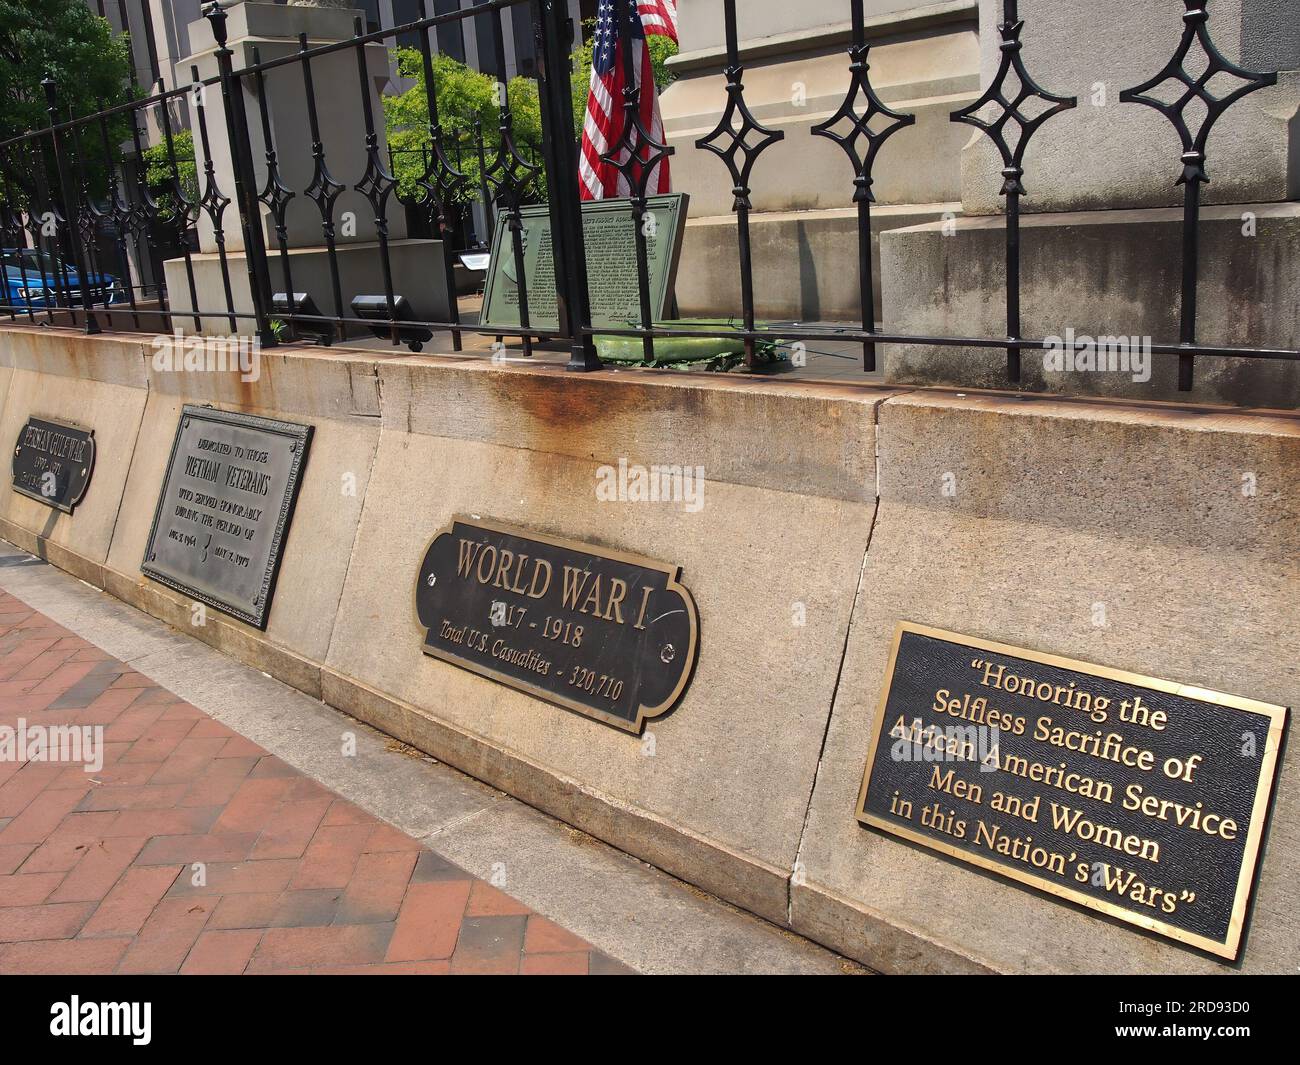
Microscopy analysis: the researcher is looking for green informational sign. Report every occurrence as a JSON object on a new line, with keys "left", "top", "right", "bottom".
{"left": 480, "top": 194, "right": 688, "bottom": 332}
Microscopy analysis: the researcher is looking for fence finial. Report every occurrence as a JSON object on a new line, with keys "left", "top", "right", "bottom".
{"left": 204, "top": 2, "right": 229, "bottom": 50}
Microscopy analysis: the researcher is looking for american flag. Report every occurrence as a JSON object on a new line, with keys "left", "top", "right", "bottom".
{"left": 579, "top": 0, "right": 678, "bottom": 201}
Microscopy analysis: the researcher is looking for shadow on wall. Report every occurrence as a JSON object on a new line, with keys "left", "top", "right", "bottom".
{"left": 797, "top": 221, "right": 820, "bottom": 323}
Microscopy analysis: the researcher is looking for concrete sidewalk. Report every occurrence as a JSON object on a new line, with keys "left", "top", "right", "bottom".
{"left": 0, "top": 542, "right": 860, "bottom": 975}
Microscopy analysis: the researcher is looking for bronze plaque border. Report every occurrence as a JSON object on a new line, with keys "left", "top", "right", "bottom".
{"left": 855, "top": 621, "right": 1288, "bottom": 961}
{"left": 140, "top": 405, "right": 313, "bottom": 632}
{"left": 11, "top": 415, "right": 96, "bottom": 514}
{"left": 414, "top": 516, "right": 699, "bottom": 734}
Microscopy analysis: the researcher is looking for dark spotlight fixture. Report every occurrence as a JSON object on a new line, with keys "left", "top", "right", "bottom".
{"left": 271, "top": 292, "right": 334, "bottom": 346}
{"left": 350, "top": 294, "right": 433, "bottom": 353}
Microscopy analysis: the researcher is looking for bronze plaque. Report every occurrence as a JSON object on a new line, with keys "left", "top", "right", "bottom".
{"left": 857, "top": 623, "right": 1287, "bottom": 960}
{"left": 479, "top": 194, "right": 688, "bottom": 331}
{"left": 415, "top": 518, "right": 699, "bottom": 733}
{"left": 11, "top": 416, "right": 95, "bottom": 514}
{"left": 141, "top": 406, "right": 312, "bottom": 630}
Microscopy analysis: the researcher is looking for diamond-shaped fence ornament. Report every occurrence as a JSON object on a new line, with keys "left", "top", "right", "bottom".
{"left": 951, "top": 5, "right": 1075, "bottom": 195}
{"left": 1121, "top": 0, "right": 1276, "bottom": 185}
{"left": 695, "top": 65, "right": 784, "bottom": 211}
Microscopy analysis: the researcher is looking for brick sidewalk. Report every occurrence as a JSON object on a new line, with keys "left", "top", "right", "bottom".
{"left": 0, "top": 590, "right": 631, "bottom": 975}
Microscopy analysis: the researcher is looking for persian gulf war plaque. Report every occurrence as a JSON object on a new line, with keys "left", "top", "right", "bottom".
{"left": 12, "top": 416, "right": 95, "bottom": 514}
{"left": 856, "top": 623, "right": 1287, "bottom": 960}
{"left": 141, "top": 406, "right": 312, "bottom": 630}
{"left": 415, "top": 518, "right": 699, "bottom": 733}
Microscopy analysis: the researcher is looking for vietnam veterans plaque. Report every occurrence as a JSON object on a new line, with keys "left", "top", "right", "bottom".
{"left": 141, "top": 406, "right": 313, "bottom": 630}
{"left": 857, "top": 623, "right": 1287, "bottom": 960}
{"left": 12, "top": 416, "right": 95, "bottom": 514}
{"left": 480, "top": 194, "right": 688, "bottom": 332}
{"left": 415, "top": 518, "right": 699, "bottom": 733}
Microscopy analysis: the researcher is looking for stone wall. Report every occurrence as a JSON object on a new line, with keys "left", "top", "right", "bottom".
{"left": 1, "top": 324, "right": 1296, "bottom": 973}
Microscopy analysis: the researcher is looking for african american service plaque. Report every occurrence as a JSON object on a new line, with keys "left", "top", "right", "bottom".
{"left": 141, "top": 406, "right": 313, "bottom": 630}
{"left": 415, "top": 518, "right": 699, "bottom": 733}
{"left": 856, "top": 623, "right": 1287, "bottom": 960}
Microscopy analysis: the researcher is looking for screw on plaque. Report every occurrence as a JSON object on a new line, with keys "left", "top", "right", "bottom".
{"left": 660, "top": 643, "right": 676, "bottom": 664}
{"left": 426, "top": 573, "right": 437, "bottom": 587}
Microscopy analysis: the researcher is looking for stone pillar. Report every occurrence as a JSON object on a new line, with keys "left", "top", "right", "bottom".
{"left": 659, "top": 0, "right": 981, "bottom": 322}
{"left": 960, "top": 0, "right": 1300, "bottom": 213}
{"left": 163, "top": 2, "right": 450, "bottom": 335}
{"left": 881, "top": 0, "right": 1300, "bottom": 406}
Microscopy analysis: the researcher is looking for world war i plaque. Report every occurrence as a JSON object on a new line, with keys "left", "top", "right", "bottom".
{"left": 141, "top": 406, "right": 313, "bottom": 630}
{"left": 856, "top": 623, "right": 1287, "bottom": 960}
{"left": 12, "top": 416, "right": 96, "bottom": 514}
{"left": 415, "top": 518, "right": 699, "bottom": 733}
{"left": 480, "top": 194, "right": 688, "bottom": 332}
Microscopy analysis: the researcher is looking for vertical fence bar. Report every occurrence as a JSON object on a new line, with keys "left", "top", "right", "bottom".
{"left": 693, "top": 0, "right": 784, "bottom": 368}
{"left": 812, "top": 0, "right": 913, "bottom": 374}
{"left": 534, "top": 0, "right": 598, "bottom": 370}
{"left": 474, "top": 117, "right": 494, "bottom": 241}
{"left": 97, "top": 105, "right": 143, "bottom": 329}
{"left": 951, "top": 0, "right": 1073, "bottom": 386}
{"left": 491, "top": 7, "right": 533, "bottom": 358}
{"left": 1120, "top": 1, "right": 1275, "bottom": 393}
{"left": 613, "top": 0, "right": 658, "bottom": 363}
{"left": 192, "top": 67, "right": 239, "bottom": 332}
{"left": 205, "top": 2, "right": 278, "bottom": 346}
{"left": 42, "top": 78, "right": 99, "bottom": 334}
{"left": 723, "top": 5, "right": 754, "bottom": 368}
{"left": 29, "top": 139, "right": 64, "bottom": 327}
{"left": 1005, "top": 177, "right": 1022, "bottom": 382}
{"left": 0, "top": 161, "right": 38, "bottom": 323}
{"left": 67, "top": 118, "right": 111, "bottom": 314}
{"left": 852, "top": 2, "right": 875, "bottom": 372}
{"left": 352, "top": 15, "right": 400, "bottom": 347}
{"left": 251, "top": 48, "right": 298, "bottom": 327}
{"left": 1177, "top": 177, "right": 1200, "bottom": 391}
{"left": 298, "top": 32, "right": 347, "bottom": 340}
{"left": 154, "top": 82, "right": 200, "bottom": 331}
{"left": 418, "top": 0, "right": 466, "bottom": 350}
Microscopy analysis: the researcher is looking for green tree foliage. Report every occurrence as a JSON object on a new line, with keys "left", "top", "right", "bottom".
{"left": 0, "top": 0, "right": 131, "bottom": 142}
{"left": 0, "top": 0, "right": 132, "bottom": 209}
{"left": 140, "top": 128, "right": 198, "bottom": 222}
{"left": 382, "top": 25, "right": 677, "bottom": 210}
{"left": 384, "top": 49, "right": 544, "bottom": 206}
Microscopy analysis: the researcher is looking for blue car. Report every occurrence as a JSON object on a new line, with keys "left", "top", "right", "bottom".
{"left": 2, "top": 246, "right": 125, "bottom": 309}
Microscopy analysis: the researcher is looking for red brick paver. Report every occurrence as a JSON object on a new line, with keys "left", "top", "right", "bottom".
{"left": 0, "top": 591, "right": 632, "bottom": 975}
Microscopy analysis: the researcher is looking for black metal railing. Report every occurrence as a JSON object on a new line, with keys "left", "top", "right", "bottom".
{"left": 0, "top": 0, "right": 1295, "bottom": 394}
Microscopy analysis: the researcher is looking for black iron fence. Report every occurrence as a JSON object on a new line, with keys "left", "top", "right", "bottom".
{"left": 0, "top": 0, "right": 1296, "bottom": 392}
